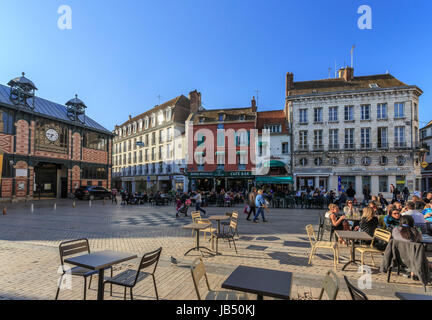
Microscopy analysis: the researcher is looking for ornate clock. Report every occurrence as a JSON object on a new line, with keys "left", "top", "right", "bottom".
{"left": 45, "top": 128, "right": 59, "bottom": 142}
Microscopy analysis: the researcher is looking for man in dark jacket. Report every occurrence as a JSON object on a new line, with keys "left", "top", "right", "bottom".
{"left": 346, "top": 185, "right": 356, "bottom": 201}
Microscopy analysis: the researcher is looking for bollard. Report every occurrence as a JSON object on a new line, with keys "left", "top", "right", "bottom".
{"left": 89, "top": 200, "right": 92, "bottom": 207}
{"left": 2, "top": 207, "right": 6, "bottom": 215}
{"left": 103, "top": 199, "right": 106, "bottom": 205}
{"left": 54, "top": 203, "right": 57, "bottom": 210}
{"left": 73, "top": 200, "right": 76, "bottom": 208}
{"left": 31, "top": 203, "right": 34, "bottom": 212}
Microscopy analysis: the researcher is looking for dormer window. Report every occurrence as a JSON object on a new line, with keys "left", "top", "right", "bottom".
{"left": 218, "top": 114, "right": 225, "bottom": 122}
{"left": 239, "top": 114, "right": 245, "bottom": 121}
{"left": 138, "top": 119, "right": 143, "bottom": 131}
{"left": 199, "top": 117, "right": 204, "bottom": 124}
{"left": 264, "top": 124, "right": 282, "bottom": 133}
{"left": 157, "top": 111, "right": 164, "bottom": 125}
{"left": 151, "top": 114, "right": 156, "bottom": 127}
{"left": 123, "top": 126, "right": 126, "bottom": 136}
{"left": 369, "top": 83, "right": 380, "bottom": 88}
{"left": 145, "top": 117, "right": 149, "bottom": 129}
{"left": 166, "top": 108, "right": 172, "bottom": 121}
{"left": 133, "top": 122, "right": 137, "bottom": 133}
{"left": 128, "top": 124, "right": 132, "bottom": 135}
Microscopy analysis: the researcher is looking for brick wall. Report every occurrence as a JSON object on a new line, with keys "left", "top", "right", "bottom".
{"left": 1, "top": 178, "right": 12, "bottom": 198}
{"left": 15, "top": 120, "right": 29, "bottom": 155}
{"left": 0, "top": 134, "right": 13, "bottom": 154}
{"left": 82, "top": 148, "right": 108, "bottom": 164}
{"left": 72, "top": 132, "right": 81, "bottom": 160}
{"left": 14, "top": 161, "right": 28, "bottom": 198}
{"left": 71, "top": 165, "right": 81, "bottom": 192}
{"left": 34, "top": 150, "right": 68, "bottom": 159}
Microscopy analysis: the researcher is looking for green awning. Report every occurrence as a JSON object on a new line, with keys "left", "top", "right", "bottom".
{"left": 215, "top": 151, "right": 225, "bottom": 155}
{"left": 236, "top": 150, "right": 247, "bottom": 155}
{"left": 263, "top": 160, "right": 286, "bottom": 168}
{"left": 258, "top": 141, "right": 268, "bottom": 146}
{"left": 256, "top": 176, "right": 293, "bottom": 184}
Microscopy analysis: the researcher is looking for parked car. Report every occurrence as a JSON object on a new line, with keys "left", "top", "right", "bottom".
{"left": 74, "top": 186, "right": 112, "bottom": 200}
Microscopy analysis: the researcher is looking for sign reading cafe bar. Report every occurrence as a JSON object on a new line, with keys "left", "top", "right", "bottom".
{"left": 0, "top": 73, "right": 113, "bottom": 201}
{"left": 188, "top": 170, "right": 254, "bottom": 178}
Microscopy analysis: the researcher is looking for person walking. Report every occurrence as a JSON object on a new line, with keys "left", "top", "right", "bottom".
{"left": 246, "top": 188, "right": 257, "bottom": 221}
{"left": 402, "top": 186, "right": 410, "bottom": 203}
{"left": 253, "top": 189, "right": 268, "bottom": 223}
{"left": 192, "top": 190, "right": 206, "bottom": 216}
{"left": 111, "top": 188, "right": 118, "bottom": 204}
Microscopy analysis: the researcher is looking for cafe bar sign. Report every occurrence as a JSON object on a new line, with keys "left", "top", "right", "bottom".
{"left": 189, "top": 170, "right": 253, "bottom": 178}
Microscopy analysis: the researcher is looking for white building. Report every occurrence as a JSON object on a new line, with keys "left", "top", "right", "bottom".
{"left": 286, "top": 67, "right": 423, "bottom": 200}
{"left": 420, "top": 121, "right": 432, "bottom": 192}
{"left": 255, "top": 108, "right": 293, "bottom": 189}
{"left": 112, "top": 91, "right": 201, "bottom": 193}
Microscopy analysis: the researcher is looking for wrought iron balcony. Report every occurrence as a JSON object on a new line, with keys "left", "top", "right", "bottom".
{"left": 328, "top": 143, "right": 339, "bottom": 151}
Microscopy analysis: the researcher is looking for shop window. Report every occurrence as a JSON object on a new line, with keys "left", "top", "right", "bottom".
{"left": 0, "top": 108, "right": 14, "bottom": 134}
{"left": 83, "top": 131, "right": 107, "bottom": 151}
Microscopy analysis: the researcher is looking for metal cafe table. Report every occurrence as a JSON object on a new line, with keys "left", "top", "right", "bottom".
{"left": 182, "top": 222, "right": 214, "bottom": 257}
{"left": 334, "top": 230, "right": 373, "bottom": 271}
{"left": 64, "top": 250, "right": 137, "bottom": 300}
{"left": 222, "top": 265, "right": 293, "bottom": 300}
{"left": 208, "top": 215, "right": 231, "bottom": 255}
{"left": 396, "top": 292, "right": 432, "bottom": 300}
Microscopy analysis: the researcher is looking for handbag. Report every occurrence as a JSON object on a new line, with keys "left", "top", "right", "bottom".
{"left": 244, "top": 205, "right": 250, "bottom": 214}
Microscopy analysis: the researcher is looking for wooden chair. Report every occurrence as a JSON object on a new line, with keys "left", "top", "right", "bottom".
{"left": 190, "top": 258, "right": 247, "bottom": 300}
{"left": 55, "top": 238, "right": 113, "bottom": 300}
{"left": 306, "top": 224, "right": 339, "bottom": 271}
{"left": 355, "top": 228, "right": 391, "bottom": 268}
{"left": 378, "top": 215, "right": 386, "bottom": 229}
{"left": 191, "top": 211, "right": 201, "bottom": 236}
{"left": 318, "top": 270, "right": 339, "bottom": 300}
{"left": 343, "top": 276, "right": 368, "bottom": 300}
{"left": 103, "top": 247, "right": 162, "bottom": 300}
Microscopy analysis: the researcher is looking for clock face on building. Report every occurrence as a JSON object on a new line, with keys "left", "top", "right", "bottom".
{"left": 45, "top": 128, "right": 59, "bottom": 142}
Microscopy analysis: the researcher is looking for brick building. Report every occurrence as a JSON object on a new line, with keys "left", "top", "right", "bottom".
{"left": 0, "top": 73, "right": 113, "bottom": 201}
{"left": 186, "top": 99, "right": 257, "bottom": 192}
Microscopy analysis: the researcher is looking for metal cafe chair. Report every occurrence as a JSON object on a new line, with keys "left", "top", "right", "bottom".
{"left": 103, "top": 247, "right": 162, "bottom": 300}
{"left": 318, "top": 270, "right": 339, "bottom": 300}
{"left": 343, "top": 276, "right": 369, "bottom": 300}
{"left": 215, "top": 220, "right": 239, "bottom": 254}
{"left": 55, "top": 238, "right": 113, "bottom": 300}
{"left": 190, "top": 258, "right": 247, "bottom": 300}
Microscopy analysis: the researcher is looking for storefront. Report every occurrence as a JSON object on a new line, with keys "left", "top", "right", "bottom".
{"left": 188, "top": 170, "right": 255, "bottom": 192}
{"left": 255, "top": 176, "right": 294, "bottom": 192}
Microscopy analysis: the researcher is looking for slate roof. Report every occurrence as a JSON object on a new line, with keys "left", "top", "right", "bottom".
{"left": 287, "top": 74, "right": 421, "bottom": 96}
{"left": 256, "top": 110, "right": 288, "bottom": 133}
{"left": 0, "top": 84, "right": 111, "bottom": 134}
{"left": 191, "top": 107, "right": 256, "bottom": 125}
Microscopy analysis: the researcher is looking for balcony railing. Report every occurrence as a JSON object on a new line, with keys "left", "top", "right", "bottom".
{"left": 313, "top": 144, "right": 324, "bottom": 151}
{"left": 298, "top": 144, "right": 309, "bottom": 151}
{"left": 344, "top": 143, "right": 355, "bottom": 150}
{"left": 361, "top": 143, "right": 372, "bottom": 150}
{"left": 394, "top": 141, "right": 407, "bottom": 148}
{"left": 377, "top": 142, "right": 389, "bottom": 149}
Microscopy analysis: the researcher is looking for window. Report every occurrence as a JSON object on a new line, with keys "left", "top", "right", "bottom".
{"left": 0, "top": 108, "right": 14, "bottom": 134}
{"left": 340, "top": 176, "right": 355, "bottom": 192}
{"left": 151, "top": 114, "right": 156, "bottom": 127}
{"left": 361, "top": 128, "right": 371, "bottom": 149}
{"left": 128, "top": 140, "right": 131, "bottom": 151}
{"left": 379, "top": 176, "right": 388, "bottom": 193}
{"left": 377, "top": 103, "right": 387, "bottom": 119}
{"left": 300, "top": 158, "right": 308, "bottom": 166}
{"left": 394, "top": 102, "right": 405, "bottom": 118}
{"left": 166, "top": 128, "right": 172, "bottom": 141}
{"left": 299, "top": 131, "right": 308, "bottom": 150}
{"left": 396, "top": 175, "right": 406, "bottom": 191}
{"left": 329, "top": 107, "right": 338, "bottom": 122}
{"left": 346, "top": 157, "right": 355, "bottom": 165}
{"left": 361, "top": 105, "right": 370, "bottom": 120}
{"left": 218, "top": 114, "right": 224, "bottom": 121}
{"left": 395, "top": 126, "right": 405, "bottom": 147}
{"left": 414, "top": 103, "right": 418, "bottom": 121}
{"left": 151, "top": 148, "right": 155, "bottom": 161}
{"left": 345, "top": 129, "right": 354, "bottom": 149}
{"left": 264, "top": 124, "right": 282, "bottom": 133}
{"left": 133, "top": 122, "right": 137, "bottom": 133}
{"left": 145, "top": 149, "right": 148, "bottom": 162}
{"left": 329, "top": 129, "right": 338, "bottom": 149}
{"left": 166, "top": 108, "right": 172, "bottom": 121}
{"left": 217, "top": 153, "right": 225, "bottom": 170}
{"left": 236, "top": 131, "right": 248, "bottom": 146}
{"left": 314, "top": 158, "right": 323, "bottom": 166}
{"left": 397, "top": 156, "right": 406, "bottom": 166}
{"left": 314, "top": 130, "right": 323, "bottom": 149}
{"left": 217, "top": 130, "right": 225, "bottom": 147}
{"left": 377, "top": 127, "right": 388, "bottom": 148}
{"left": 151, "top": 132, "right": 156, "bottom": 145}
{"left": 139, "top": 120, "right": 143, "bottom": 131}
{"left": 157, "top": 111, "right": 164, "bottom": 125}
{"left": 282, "top": 142, "right": 289, "bottom": 154}
{"left": 362, "top": 157, "right": 371, "bottom": 166}
{"left": 145, "top": 117, "right": 149, "bottom": 129}
{"left": 83, "top": 132, "right": 107, "bottom": 151}
{"left": 344, "top": 106, "right": 354, "bottom": 121}
{"left": 159, "top": 146, "right": 162, "bottom": 160}
{"left": 81, "top": 166, "right": 107, "bottom": 179}
{"left": 166, "top": 144, "right": 172, "bottom": 158}
{"left": 139, "top": 150, "right": 143, "bottom": 162}
{"left": 133, "top": 152, "right": 137, "bottom": 163}
{"left": 159, "top": 130, "right": 164, "bottom": 143}
{"left": 379, "top": 156, "right": 388, "bottom": 166}
{"left": 314, "top": 108, "right": 323, "bottom": 123}
{"left": 299, "top": 109, "right": 308, "bottom": 123}
{"left": 330, "top": 157, "right": 339, "bottom": 165}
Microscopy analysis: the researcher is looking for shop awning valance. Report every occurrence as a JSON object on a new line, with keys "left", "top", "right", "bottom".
{"left": 236, "top": 150, "right": 247, "bottom": 155}
{"left": 263, "top": 160, "right": 286, "bottom": 168}
{"left": 256, "top": 176, "right": 293, "bottom": 184}
{"left": 215, "top": 151, "right": 225, "bottom": 155}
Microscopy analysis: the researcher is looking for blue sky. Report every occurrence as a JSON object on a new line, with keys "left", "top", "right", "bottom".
{"left": 0, "top": 0, "right": 431, "bottom": 130}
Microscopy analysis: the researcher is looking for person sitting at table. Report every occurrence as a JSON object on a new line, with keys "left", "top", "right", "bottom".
{"left": 384, "top": 209, "right": 401, "bottom": 232}
{"left": 343, "top": 200, "right": 359, "bottom": 216}
{"left": 355, "top": 207, "right": 378, "bottom": 237}
{"left": 377, "top": 193, "right": 389, "bottom": 207}
{"left": 392, "top": 215, "right": 422, "bottom": 243}
{"left": 422, "top": 204, "right": 432, "bottom": 222}
{"left": 325, "top": 204, "right": 349, "bottom": 243}
{"left": 401, "top": 201, "right": 426, "bottom": 224}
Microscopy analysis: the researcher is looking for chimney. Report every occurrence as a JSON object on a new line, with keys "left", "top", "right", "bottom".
{"left": 338, "top": 67, "right": 354, "bottom": 81}
{"left": 189, "top": 90, "right": 201, "bottom": 113}
{"left": 129, "top": 115, "right": 132, "bottom": 120}
{"left": 251, "top": 96, "right": 257, "bottom": 112}
{"left": 286, "top": 72, "right": 294, "bottom": 97}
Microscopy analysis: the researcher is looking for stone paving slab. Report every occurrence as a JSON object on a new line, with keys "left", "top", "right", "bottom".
{"left": 0, "top": 199, "right": 430, "bottom": 300}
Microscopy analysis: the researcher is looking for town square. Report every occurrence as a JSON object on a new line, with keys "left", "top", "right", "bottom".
{"left": 1, "top": 0, "right": 432, "bottom": 310}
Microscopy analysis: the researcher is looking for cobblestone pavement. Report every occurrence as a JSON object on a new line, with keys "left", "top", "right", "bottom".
{"left": 0, "top": 199, "right": 430, "bottom": 300}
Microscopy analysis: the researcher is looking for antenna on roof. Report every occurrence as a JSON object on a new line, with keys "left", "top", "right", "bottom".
{"left": 156, "top": 94, "right": 161, "bottom": 105}
{"left": 334, "top": 61, "right": 337, "bottom": 78}
{"left": 254, "top": 89, "right": 260, "bottom": 106}
{"left": 386, "top": 70, "right": 389, "bottom": 74}
{"left": 328, "top": 67, "right": 332, "bottom": 79}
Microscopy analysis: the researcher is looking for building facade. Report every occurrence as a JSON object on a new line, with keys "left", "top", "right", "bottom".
{"left": 255, "top": 108, "right": 293, "bottom": 190}
{"left": 0, "top": 73, "right": 113, "bottom": 201}
{"left": 112, "top": 91, "right": 201, "bottom": 193}
{"left": 287, "top": 67, "right": 423, "bottom": 200}
{"left": 420, "top": 121, "right": 432, "bottom": 192}
{"left": 186, "top": 99, "right": 257, "bottom": 192}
